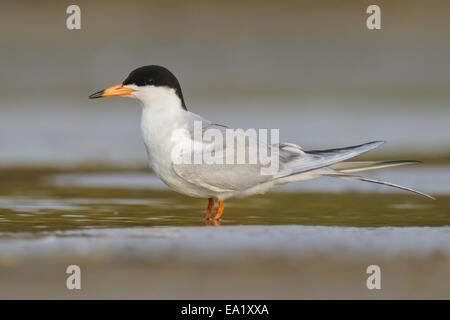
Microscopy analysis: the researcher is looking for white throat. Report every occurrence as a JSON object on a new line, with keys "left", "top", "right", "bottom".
{"left": 129, "top": 85, "right": 184, "bottom": 111}
{"left": 134, "top": 86, "right": 190, "bottom": 174}
{"left": 135, "top": 86, "right": 187, "bottom": 131}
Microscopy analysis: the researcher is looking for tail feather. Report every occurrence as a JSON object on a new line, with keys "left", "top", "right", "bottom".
{"left": 325, "top": 172, "right": 435, "bottom": 200}
{"left": 275, "top": 140, "right": 385, "bottom": 178}
{"left": 329, "top": 160, "right": 420, "bottom": 173}
{"left": 276, "top": 140, "right": 434, "bottom": 199}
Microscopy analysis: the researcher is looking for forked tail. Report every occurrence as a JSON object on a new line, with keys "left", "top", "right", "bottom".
{"left": 326, "top": 160, "right": 435, "bottom": 199}
{"left": 277, "top": 141, "right": 434, "bottom": 199}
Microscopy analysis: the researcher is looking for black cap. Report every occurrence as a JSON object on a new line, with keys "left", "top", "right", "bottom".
{"left": 123, "top": 65, "right": 187, "bottom": 110}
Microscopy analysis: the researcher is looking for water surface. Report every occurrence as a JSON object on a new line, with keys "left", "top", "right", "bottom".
{"left": 0, "top": 167, "right": 448, "bottom": 233}
{"left": 0, "top": 167, "right": 449, "bottom": 299}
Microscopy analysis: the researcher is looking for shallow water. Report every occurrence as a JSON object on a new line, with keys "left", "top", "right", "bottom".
{"left": 0, "top": 167, "right": 449, "bottom": 299}
{"left": 0, "top": 167, "right": 449, "bottom": 233}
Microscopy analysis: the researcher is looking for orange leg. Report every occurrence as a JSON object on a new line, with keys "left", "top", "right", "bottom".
{"left": 214, "top": 200, "right": 224, "bottom": 220}
{"left": 205, "top": 198, "right": 214, "bottom": 220}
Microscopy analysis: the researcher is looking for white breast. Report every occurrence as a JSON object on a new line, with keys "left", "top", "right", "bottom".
{"left": 139, "top": 94, "right": 212, "bottom": 198}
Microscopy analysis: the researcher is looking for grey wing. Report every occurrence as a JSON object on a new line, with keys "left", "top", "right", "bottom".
{"left": 172, "top": 121, "right": 273, "bottom": 193}
{"left": 172, "top": 163, "right": 269, "bottom": 193}
{"left": 173, "top": 114, "right": 386, "bottom": 192}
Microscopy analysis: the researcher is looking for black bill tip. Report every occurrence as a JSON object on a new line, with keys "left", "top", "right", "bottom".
{"left": 89, "top": 90, "right": 105, "bottom": 99}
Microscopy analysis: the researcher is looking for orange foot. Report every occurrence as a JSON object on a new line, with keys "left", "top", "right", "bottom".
{"left": 214, "top": 200, "right": 224, "bottom": 221}
{"left": 205, "top": 197, "right": 214, "bottom": 220}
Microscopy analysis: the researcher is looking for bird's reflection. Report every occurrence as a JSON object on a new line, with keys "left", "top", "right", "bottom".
{"left": 205, "top": 219, "right": 221, "bottom": 227}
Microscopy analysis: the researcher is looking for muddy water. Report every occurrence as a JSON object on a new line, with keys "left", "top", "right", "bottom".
{"left": 0, "top": 168, "right": 449, "bottom": 233}
{"left": 0, "top": 167, "right": 449, "bottom": 299}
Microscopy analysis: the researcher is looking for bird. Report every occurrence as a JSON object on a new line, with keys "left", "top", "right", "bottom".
{"left": 89, "top": 65, "right": 434, "bottom": 221}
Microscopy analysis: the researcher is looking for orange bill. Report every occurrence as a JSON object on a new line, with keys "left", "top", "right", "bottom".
{"left": 89, "top": 84, "right": 135, "bottom": 99}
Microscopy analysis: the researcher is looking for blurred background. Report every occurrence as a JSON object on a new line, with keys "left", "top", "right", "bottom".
{"left": 0, "top": 0, "right": 449, "bottom": 167}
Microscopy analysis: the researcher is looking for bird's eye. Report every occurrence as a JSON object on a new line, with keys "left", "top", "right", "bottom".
{"left": 147, "top": 78, "right": 155, "bottom": 85}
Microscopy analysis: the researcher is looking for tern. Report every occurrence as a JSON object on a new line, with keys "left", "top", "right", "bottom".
{"left": 89, "top": 65, "right": 434, "bottom": 221}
